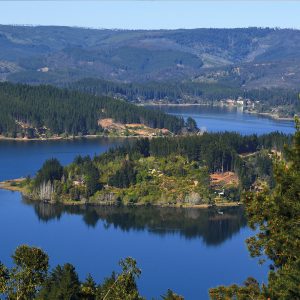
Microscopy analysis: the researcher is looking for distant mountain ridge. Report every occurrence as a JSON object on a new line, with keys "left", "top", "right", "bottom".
{"left": 1, "top": 25, "right": 300, "bottom": 89}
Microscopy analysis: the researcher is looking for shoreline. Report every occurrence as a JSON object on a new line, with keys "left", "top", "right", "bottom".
{"left": 0, "top": 179, "right": 241, "bottom": 210}
{"left": 0, "top": 134, "right": 156, "bottom": 142}
{"left": 139, "top": 103, "right": 214, "bottom": 107}
{"left": 0, "top": 105, "right": 295, "bottom": 142}
{"left": 243, "top": 110, "right": 294, "bottom": 121}
{"left": 140, "top": 102, "right": 295, "bottom": 121}
{"left": 0, "top": 117, "right": 292, "bottom": 143}
{"left": 0, "top": 178, "right": 27, "bottom": 192}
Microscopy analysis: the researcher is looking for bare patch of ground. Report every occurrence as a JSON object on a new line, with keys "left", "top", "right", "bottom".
{"left": 98, "top": 118, "right": 171, "bottom": 137}
{"left": 210, "top": 172, "right": 239, "bottom": 187}
{"left": 0, "top": 178, "right": 26, "bottom": 192}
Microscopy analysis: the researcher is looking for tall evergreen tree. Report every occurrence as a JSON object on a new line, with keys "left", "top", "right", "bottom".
{"left": 35, "top": 158, "right": 64, "bottom": 187}
{"left": 37, "top": 263, "right": 81, "bottom": 300}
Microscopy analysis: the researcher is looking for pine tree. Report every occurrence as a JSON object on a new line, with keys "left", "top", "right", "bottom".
{"left": 37, "top": 263, "right": 81, "bottom": 300}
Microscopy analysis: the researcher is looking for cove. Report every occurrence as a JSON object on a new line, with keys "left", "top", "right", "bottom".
{"left": 0, "top": 106, "right": 290, "bottom": 299}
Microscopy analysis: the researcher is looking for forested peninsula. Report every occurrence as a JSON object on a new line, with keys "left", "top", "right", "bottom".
{"left": 68, "top": 78, "right": 300, "bottom": 119}
{"left": 0, "top": 82, "right": 190, "bottom": 140}
{"left": 2, "top": 131, "right": 291, "bottom": 207}
{"left": 1, "top": 121, "right": 298, "bottom": 300}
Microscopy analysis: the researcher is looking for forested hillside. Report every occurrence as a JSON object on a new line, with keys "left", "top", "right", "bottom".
{"left": 0, "top": 82, "right": 185, "bottom": 138}
{"left": 1, "top": 25, "right": 300, "bottom": 89}
{"left": 68, "top": 78, "right": 300, "bottom": 116}
{"left": 1, "top": 25, "right": 300, "bottom": 117}
{"left": 70, "top": 78, "right": 299, "bottom": 105}
{"left": 13, "top": 131, "right": 291, "bottom": 206}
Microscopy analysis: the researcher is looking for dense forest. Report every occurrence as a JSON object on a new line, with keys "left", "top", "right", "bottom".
{"left": 68, "top": 78, "right": 203, "bottom": 103}
{"left": 16, "top": 131, "right": 291, "bottom": 206}
{"left": 0, "top": 82, "right": 186, "bottom": 138}
{"left": 68, "top": 78, "right": 300, "bottom": 117}
{"left": 69, "top": 78, "right": 298, "bottom": 104}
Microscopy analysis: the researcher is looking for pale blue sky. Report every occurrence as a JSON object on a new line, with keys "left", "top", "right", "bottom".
{"left": 1, "top": 1, "right": 300, "bottom": 30}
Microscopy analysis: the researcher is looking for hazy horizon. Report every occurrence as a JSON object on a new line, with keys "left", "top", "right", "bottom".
{"left": 1, "top": 24, "right": 299, "bottom": 31}
{"left": 1, "top": 1, "right": 300, "bottom": 30}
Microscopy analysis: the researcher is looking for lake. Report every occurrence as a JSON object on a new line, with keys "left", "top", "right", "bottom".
{"left": 1, "top": 106, "right": 293, "bottom": 299}
{"left": 0, "top": 190, "right": 267, "bottom": 299}
{"left": 0, "top": 137, "right": 123, "bottom": 181}
{"left": 148, "top": 105, "right": 295, "bottom": 135}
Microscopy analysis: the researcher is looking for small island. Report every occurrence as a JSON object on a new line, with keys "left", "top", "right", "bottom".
{"left": 1, "top": 131, "right": 289, "bottom": 208}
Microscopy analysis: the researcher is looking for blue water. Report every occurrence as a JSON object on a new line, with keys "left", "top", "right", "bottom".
{"left": 0, "top": 191, "right": 267, "bottom": 299}
{"left": 0, "top": 106, "right": 291, "bottom": 299}
{"left": 0, "top": 138, "right": 122, "bottom": 181}
{"left": 149, "top": 105, "right": 295, "bottom": 135}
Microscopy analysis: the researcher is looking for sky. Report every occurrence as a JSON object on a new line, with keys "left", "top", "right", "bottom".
{"left": 0, "top": 1, "right": 300, "bottom": 30}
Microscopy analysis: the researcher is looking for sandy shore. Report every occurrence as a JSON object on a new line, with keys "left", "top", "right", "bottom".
{"left": 0, "top": 178, "right": 27, "bottom": 192}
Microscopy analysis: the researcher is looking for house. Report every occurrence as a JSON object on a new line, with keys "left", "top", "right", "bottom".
{"left": 73, "top": 179, "right": 85, "bottom": 186}
{"left": 226, "top": 99, "right": 235, "bottom": 105}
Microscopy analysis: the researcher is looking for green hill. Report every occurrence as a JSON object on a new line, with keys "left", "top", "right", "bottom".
{"left": 1, "top": 26, "right": 300, "bottom": 89}
{"left": 0, "top": 82, "right": 185, "bottom": 139}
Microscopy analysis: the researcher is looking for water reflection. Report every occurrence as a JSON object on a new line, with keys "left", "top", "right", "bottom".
{"left": 23, "top": 197, "right": 247, "bottom": 246}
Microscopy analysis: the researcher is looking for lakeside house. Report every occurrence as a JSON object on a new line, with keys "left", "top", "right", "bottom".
{"left": 222, "top": 97, "right": 255, "bottom": 108}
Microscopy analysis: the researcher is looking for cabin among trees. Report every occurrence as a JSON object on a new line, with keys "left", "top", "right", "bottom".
{"left": 28, "top": 131, "right": 291, "bottom": 205}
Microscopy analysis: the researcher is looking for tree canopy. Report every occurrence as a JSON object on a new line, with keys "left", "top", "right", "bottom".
{"left": 0, "top": 82, "right": 185, "bottom": 138}
{"left": 0, "top": 245, "right": 182, "bottom": 299}
{"left": 209, "top": 118, "right": 300, "bottom": 299}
